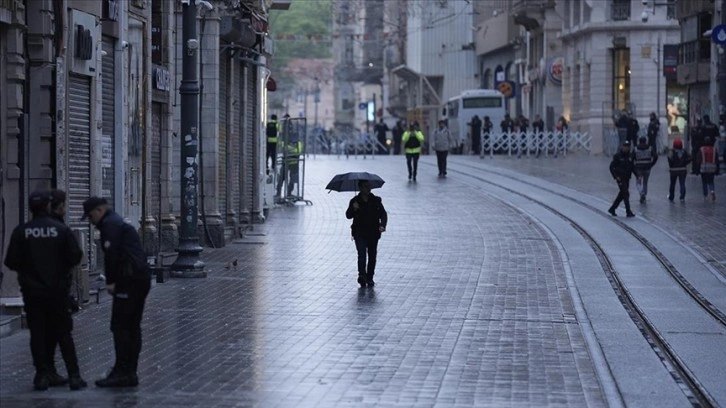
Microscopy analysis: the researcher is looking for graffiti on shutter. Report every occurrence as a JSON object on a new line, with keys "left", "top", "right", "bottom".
{"left": 151, "top": 103, "right": 162, "bottom": 223}
{"left": 67, "top": 74, "right": 92, "bottom": 228}
{"left": 244, "top": 66, "right": 256, "bottom": 214}
{"left": 101, "top": 38, "right": 116, "bottom": 205}
{"left": 218, "top": 55, "right": 228, "bottom": 217}
{"left": 231, "top": 60, "right": 241, "bottom": 218}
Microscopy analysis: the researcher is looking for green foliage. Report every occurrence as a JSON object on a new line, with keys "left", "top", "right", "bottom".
{"left": 267, "top": 0, "right": 333, "bottom": 110}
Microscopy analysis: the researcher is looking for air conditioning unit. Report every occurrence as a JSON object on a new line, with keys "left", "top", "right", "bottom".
{"left": 220, "top": 16, "right": 257, "bottom": 48}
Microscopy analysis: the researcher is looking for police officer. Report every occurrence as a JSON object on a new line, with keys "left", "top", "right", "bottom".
{"left": 266, "top": 114, "right": 279, "bottom": 171}
{"left": 402, "top": 122, "right": 424, "bottom": 181}
{"left": 608, "top": 140, "right": 636, "bottom": 217}
{"left": 82, "top": 197, "right": 151, "bottom": 387}
{"left": 3, "top": 190, "right": 87, "bottom": 391}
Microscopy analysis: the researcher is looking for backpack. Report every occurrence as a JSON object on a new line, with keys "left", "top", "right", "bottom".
{"left": 700, "top": 146, "right": 717, "bottom": 173}
{"left": 266, "top": 122, "right": 278, "bottom": 138}
{"left": 405, "top": 132, "right": 420, "bottom": 149}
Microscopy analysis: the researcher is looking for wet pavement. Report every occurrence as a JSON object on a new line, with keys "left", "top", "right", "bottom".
{"left": 1, "top": 152, "right": 724, "bottom": 407}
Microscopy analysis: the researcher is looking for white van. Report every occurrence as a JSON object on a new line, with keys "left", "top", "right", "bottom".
{"left": 445, "top": 89, "right": 506, "bottom": 150}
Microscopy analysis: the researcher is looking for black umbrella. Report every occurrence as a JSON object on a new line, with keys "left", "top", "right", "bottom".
{"left": 325, "top": 172, "right": 385, "bottom": 192}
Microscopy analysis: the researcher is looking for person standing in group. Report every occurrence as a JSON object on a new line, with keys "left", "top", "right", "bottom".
{"left": 646, "top": 112, "right": 660, "bottom": 151}
{"left": 482, "top": 116, "right": 493, "bottom": 156}
{"left": 608, "top": 140, "right": 636, "bottom": 217}
{"left": 698, "top": 136, "right": 720, "bottom": 201}
{"left": 374, "top": 118, "right": 389, "bottom": 155}
{"left": 532, "top": 114, "right": 545, "bottom": 158}
{"left": 345, "top": 180, "right": 387, "bottom": 288}
{"left": 82, "top": 197, "right": 151, "bottom": 388}
{"left": 633, "top": 136, "right": 658, "bottom": 203}
{"left": 3, "top": 191, "right": 86, "bottom": 391}
{"left": 615, "top": 110, "right": 629, "bottom": 146}
{"left": 667, "top": 138, "right": 691, "bottom": 202}
{"left": 402, "top": 122, "right": 424, "bottom": 182}
{"left": 433, "top": 120, "right": 456, "bottom": 177}
{"left": 516, "top": 114, "right": 529, "bottom": 158}
{"left": 469, "top": 114, "right": 482, "bottom": 155}
{"left": 266, "top": 114, "right": 279, "bottom": 171}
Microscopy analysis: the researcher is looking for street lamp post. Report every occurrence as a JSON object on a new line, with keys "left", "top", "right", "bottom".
{"left": 171, "top": 0, "right": 206, "bottom": 277}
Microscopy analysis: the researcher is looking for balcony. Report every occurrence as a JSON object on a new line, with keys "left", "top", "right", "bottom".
{"left": 610, "top": 1, "right": 631, "bottom": 21}
{"left": 511, "top": 0, "right": 555, "bottom": 16}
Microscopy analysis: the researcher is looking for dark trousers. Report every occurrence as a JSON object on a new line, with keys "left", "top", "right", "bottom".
{"left": 266, "top": 142, "right": 277, "bottom": 169}
{"left": 393, "top": 140, "right": 401, "bottom": 155}
{"left": 701, "top": 173, "right": 716, "bottom": 196}
{"left": 436, "top": 150, "right": 448, "bottom": 175}
{"left": 610, "top": 179, "right": 632, "bottom": 212}
{"left": 110, "top": 279, "right": 151, "bottom": 375}
{"left": 24, "top": 296, "right": 80, "bottom": 376}
{"left": 472, "top": 132, "right": 481, "bottom": 155}
{"left": 406, "top": 153, "right": 420, "bottom": 179}
{"left": 354, "top": 236, "right": 379, "bottom": 279}
{"left": 669, "top": 172, "right": 687, "bottom": 200}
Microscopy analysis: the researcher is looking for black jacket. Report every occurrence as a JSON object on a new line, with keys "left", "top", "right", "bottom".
{"left": 4, "top": 214, "right": 82, "bottom": 298}
{"left": 610, "top": 151, "right": 635, "bottom": 180}
{"left": 96, "top": 210, "right": 150, "bottom": 284}
{"left": 345, "top": 193, "right": 388, "bottom": 239}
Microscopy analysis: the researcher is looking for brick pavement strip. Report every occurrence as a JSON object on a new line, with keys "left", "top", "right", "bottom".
{"left": 1, "top": 156, "right": 605, "bottom": 407}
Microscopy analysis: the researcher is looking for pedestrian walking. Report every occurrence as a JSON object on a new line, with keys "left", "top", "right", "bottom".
{"left": 433, "top": 120, "right": 456, "bottom": 177}
{"left": 690, "top": 118, "right": 704, "bottom": 174}
{"left": 469, "top": 115, "right": 482, "bottom": 155}
{"left": 82, "top": 197, "right": 151, "bottom": 388}
{"left": 266, "top": 114, "right": 279, "bottom": 171}
{"left": 608, "top": 140, "right": 636, "bottom": 217}
{"left": 402, "top": 123, "right": 424, "bottom": 182}
{"left": 626, "top": 111, "right": 640, "bottom": 146}
{"left": 392, "top": 121, "right": 404, "bottom": 155}
{"left": 647, "top": 112, "right": 660, "bottom": 152}
{"left": 667, "top": 138, "right": 691, "bottom": 202}
{"left": 374, "top": 118, "right": 389, "bottom": 155}
{"left": 3, "top": 190, "right": 87, "bottom": 391}
{"left": 698, "top": 136, "right": 720, "bottom": 201}
{"left": 633, "top": 136, "right": 658, "bottom": 203}
{"left": 345, "top": 180, "right": 387, "bottom": 288}
{"left": 532, "top": 114, "right": 545, "bottom": 157}
{"left": 697, "top": 115, "right": 719, "bottom": 175}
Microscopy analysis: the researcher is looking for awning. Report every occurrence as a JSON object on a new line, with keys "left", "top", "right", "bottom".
{"left": 266, "top": 76, "right": 277, "bottom": 92}
{"left": 391, "top": 65, "right": 441, "bottom": 105}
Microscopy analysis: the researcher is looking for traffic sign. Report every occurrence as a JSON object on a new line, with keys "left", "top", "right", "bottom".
{"left": 712, "top": 24, "right": 726, "bottom": 45}
{"left": 358, "top": 103, "right": 367, "bottom": 110}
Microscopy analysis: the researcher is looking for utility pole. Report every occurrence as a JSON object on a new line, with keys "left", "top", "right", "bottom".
{"left": 720, "top": 0, "right": 726, "bottom": 122}
{"left": 171, "top": 0, "right": 206, "bottom": 277}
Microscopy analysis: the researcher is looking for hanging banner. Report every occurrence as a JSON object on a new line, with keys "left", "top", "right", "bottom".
{"left": 548, "top": 57, "right": 564, "bottom": 86}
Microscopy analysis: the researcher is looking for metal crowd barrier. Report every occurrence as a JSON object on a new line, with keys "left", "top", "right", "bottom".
{"left": 479, "top": 131, "right": 591, "bottom": 158}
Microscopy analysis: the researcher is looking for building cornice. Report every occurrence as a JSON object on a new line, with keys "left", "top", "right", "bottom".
{"left": 559, "top": 21, "right": 679, "bottom": 42}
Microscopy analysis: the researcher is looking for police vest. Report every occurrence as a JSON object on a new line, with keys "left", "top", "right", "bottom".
{"left": 634, "top": 148, "right": 652, "bottom": 167}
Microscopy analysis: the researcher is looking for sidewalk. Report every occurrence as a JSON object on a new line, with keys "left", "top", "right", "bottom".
{"left": 465, "top": 153, "right": 726, "bottom": 278}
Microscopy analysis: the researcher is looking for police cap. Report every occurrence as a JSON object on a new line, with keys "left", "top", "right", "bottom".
{"left": 81, "top": 197, "right": 107, "bottom": 220}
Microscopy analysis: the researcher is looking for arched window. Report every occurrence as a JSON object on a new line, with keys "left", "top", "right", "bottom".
{"left": 483, "top": 68, "right": 491, "bottom": 89}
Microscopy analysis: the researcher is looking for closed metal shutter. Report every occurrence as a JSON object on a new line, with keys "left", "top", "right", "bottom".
{"left": 243, "top": 65, "right": 256, "bottom": 214}
{"left": 67, "top": 74, "right": 92, "bottom": 227}
{"left": 218, "top": 55, "right": 228, "bottom": 218}
{"left": 101, "top": 37, "right": 115, "bottom": 205}
{"left": 230, "top": 61, "right": 241, "bottom": 218}
{"left": 151, "top": 103, "right": 162, "bottom": 223}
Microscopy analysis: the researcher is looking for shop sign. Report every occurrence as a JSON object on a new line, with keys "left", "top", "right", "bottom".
{"left": 153, "top": 67, "right": 170, "bottom": 92}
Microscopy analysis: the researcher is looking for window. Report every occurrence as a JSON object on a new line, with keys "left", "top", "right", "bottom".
{"left": 612, "top": 48, "right": 630, "bottom": 111}
{"left": 611, "top": 0, "right": 630, "bottom": 22}
{"left": 463, "top": 97, "right": 503, "bottom": 108}
{"left": 447, "top": 101, "right": 459, "bottom": 118}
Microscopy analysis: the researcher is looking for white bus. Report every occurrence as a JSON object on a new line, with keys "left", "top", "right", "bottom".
{"left": 445, "top": 89, "right": 506, "bottom": 151}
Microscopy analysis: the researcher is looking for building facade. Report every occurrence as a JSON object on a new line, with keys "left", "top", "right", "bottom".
{"left": 1, "top": 0, "right": 275, "bottom": 301}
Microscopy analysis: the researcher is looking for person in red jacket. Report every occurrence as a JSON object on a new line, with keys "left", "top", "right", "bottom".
{"left": 699, "top": 136, "right": 720, "bottom": 201}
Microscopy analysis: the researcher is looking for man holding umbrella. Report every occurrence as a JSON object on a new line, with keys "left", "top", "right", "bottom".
{"left": 345, "top": 180, "right": 387, "bottom": 288}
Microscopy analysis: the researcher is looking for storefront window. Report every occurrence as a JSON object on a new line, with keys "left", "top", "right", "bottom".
{"left": 612, "top": 48, "right": 630, "bottom": 111}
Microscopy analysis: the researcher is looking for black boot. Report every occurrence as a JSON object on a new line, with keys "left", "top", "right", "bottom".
{"left": 95, "top": 366, "right": 135, "bottom": 388}
{"left": 68, "top": 374, "right": 87, "bottom": 390}
{"left": 33, "top": 373, "right": 50, "bottom": 391}
{"left": 47, "top": 369, "right": 68, "bottom": 387}
{"left": 357, "top": 273, "right": 367, "bottom": 288}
